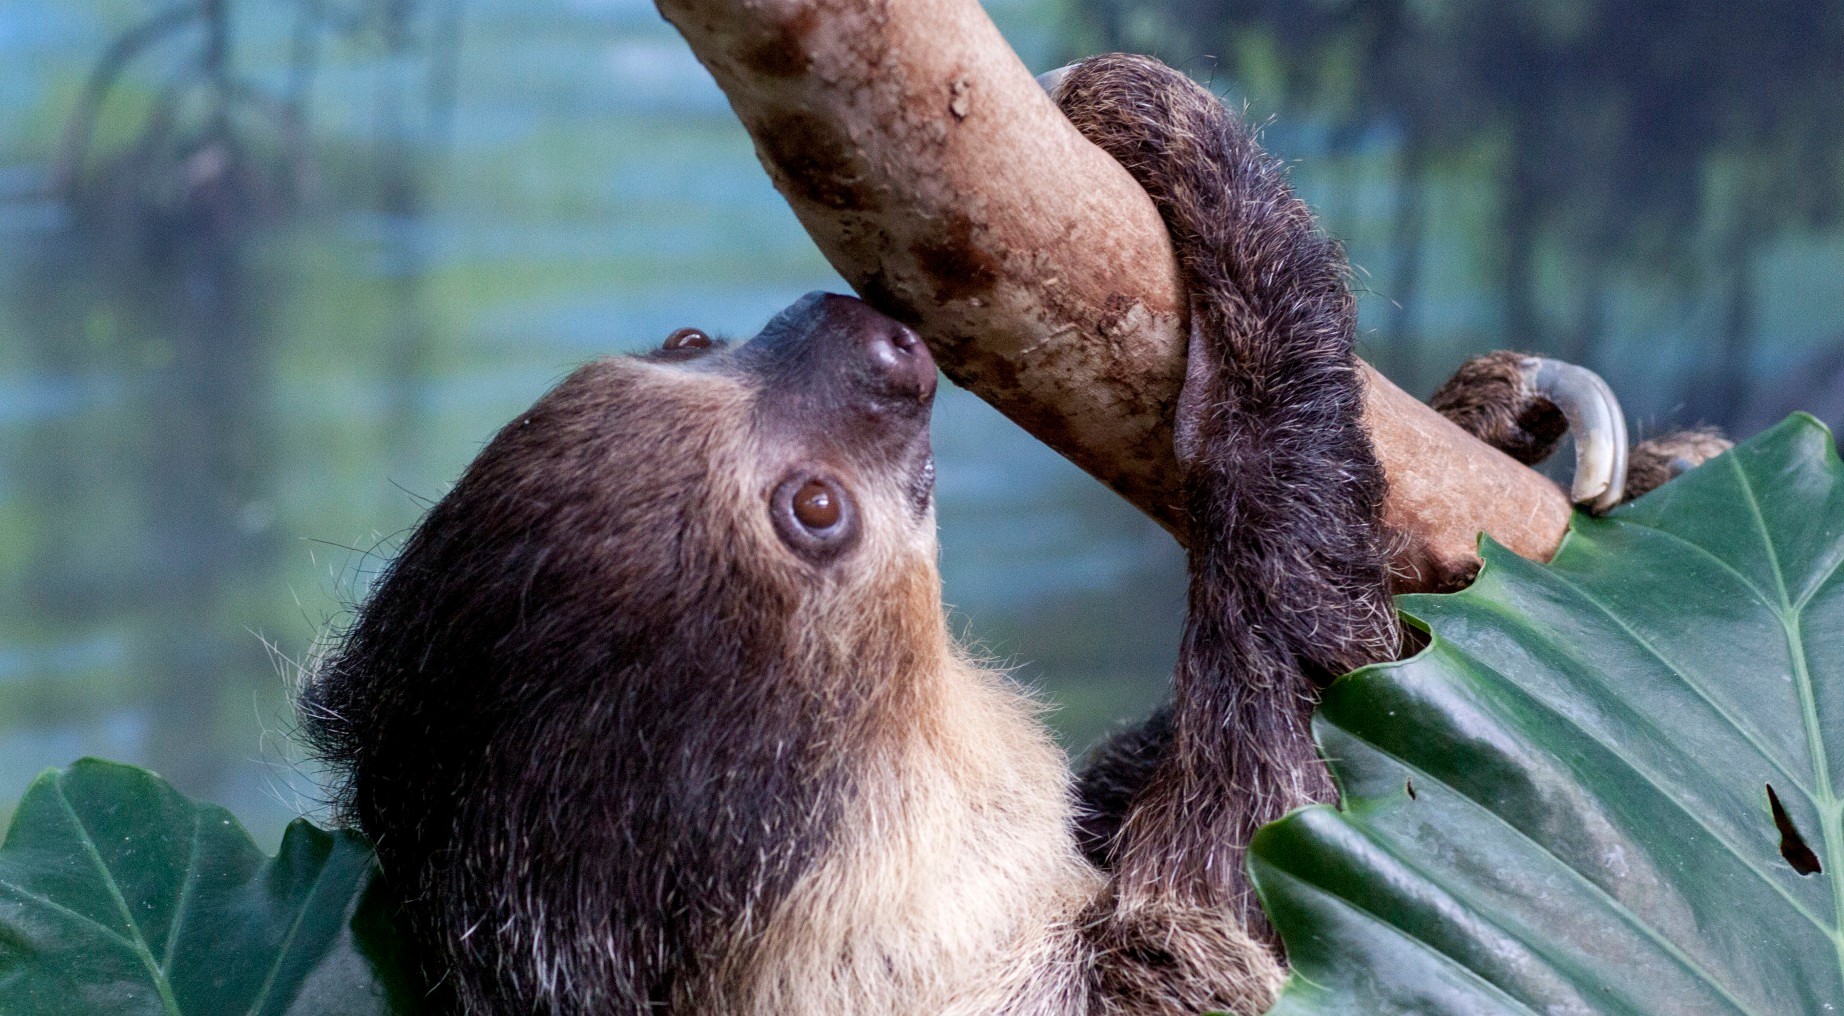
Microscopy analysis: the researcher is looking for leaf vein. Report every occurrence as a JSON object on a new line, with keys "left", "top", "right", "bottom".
{"left": 1426, "top": 636, "right": 1833, "bottom": 934}
{"left": 1337, "top": 728, "right": 1766, "bottom": 1016}
{"left": 0, "top": 880, "right": 139, "bottom": 953}
{"left": 52, "top": 778, "right": 183, "bottom": 1016}
{"left": 244, "top": 846, "right": 341, "bottom": 1016}
{"left": 1727, "top": 454, "right": 1791, "bottom": 607}
{"left": 1728, "top": 456, "right": 1844, "bottom": 977}
{"left": 1598, "top": 517, "right": 1780, "bottom": 616}
{"left": 1257, "top": 860, "right": 1547, "bottom": 1016}
{"left": 1538, "top": 560, "right": 1813, "bottom": 798}
{"left": 159, "top": 809, "right": 203, "bottom": 974}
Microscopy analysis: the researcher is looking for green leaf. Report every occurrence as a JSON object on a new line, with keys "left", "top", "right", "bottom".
{"left": 1253, "top": 414, "right": 1844, "bottom": 1015}
{"left": 0, "top": 758, "right": 421, "bottom": 1015}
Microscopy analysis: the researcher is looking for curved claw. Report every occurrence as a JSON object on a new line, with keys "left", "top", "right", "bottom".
{"left": 1518, "top": 357, "right": 1628, "bottom": 513}
{"left": 1036, "top": 64, "right": 1076, "bottom": 98}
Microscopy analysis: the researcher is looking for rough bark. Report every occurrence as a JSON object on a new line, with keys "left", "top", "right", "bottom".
{"left": 654, "top": 0, "right": 1573, "bottom": 591}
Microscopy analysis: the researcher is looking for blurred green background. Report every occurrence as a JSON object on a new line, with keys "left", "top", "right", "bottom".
{"left": 1, "top": 0, "right": 1840, "bottom": 848}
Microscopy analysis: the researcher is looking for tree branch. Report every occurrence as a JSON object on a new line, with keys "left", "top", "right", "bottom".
{"left": 654, "top": 0, "right": 1573, "bottom": 591}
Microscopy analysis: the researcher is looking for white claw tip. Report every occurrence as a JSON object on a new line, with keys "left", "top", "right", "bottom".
{"left": 1519, "top": 357, "right": 1629, "bottom": 513}
{"left": 1036, "top": 64, "right": 1076, "bottom": 97}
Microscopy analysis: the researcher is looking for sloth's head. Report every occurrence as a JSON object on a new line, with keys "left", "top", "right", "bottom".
{"left": 304, "top": 292, "right": 946, "bottom": 1008}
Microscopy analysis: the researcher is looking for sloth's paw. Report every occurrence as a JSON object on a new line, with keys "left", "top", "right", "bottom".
{"left": 1432, "top": 351, "right": 1631, "bottom": 513}
{"left": 1626, "top": 427, "right": 1733, "bottom": 500}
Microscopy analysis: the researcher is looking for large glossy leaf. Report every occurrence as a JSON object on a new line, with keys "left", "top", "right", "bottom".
{"left": 0, "top": 759, "right": 420, "bottom": 1015}
{"left": 1253, "top": 414, "right": 1844, "bottom": 1015}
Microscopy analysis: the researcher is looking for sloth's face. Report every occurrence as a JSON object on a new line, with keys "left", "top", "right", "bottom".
{"left": 357, "top": 290, "right": 942, "bottom": 685}
{"left": 435, "top": 291, "right": 943, "bottom": 668}
{"left": 635, "top": 291, "right": 941, "bottom": 575}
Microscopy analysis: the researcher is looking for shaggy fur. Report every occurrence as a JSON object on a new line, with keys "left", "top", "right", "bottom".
{"left": 302, "top": 53, "right": 1708, "bottom": 1016}
{"left": 1429, "top": 350, "right": 1571, "bottom": 465}
{"left": 1627, "top": 427, "right": 1733, "bottom": 498}
{"left": 1047, "top": 56, "right": 1400, "bottom": 947}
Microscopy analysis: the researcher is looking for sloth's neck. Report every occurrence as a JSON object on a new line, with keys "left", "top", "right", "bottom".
{"left": 712, "top": 658, "right": 1097, "bottom": 1015}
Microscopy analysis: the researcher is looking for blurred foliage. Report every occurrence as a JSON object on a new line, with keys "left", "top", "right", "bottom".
{"left": 4, "top": 0, "right": 477, "bottom": 839}
{"left": 3, "top": 0, "right": 1842, "bottom": 846}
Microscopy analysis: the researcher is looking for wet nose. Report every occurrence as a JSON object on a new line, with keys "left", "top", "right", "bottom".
{"left": 862, "top": 317, "right": 937, "bottom": 402}
{"left": 810, "top": 293, "right": 936, "bottom": 402}
{"left": 745, "top": 292, "right": 940, "bottom": 408}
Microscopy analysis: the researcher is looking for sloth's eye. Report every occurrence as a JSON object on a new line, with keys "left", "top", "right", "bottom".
{"left": 792, "top": 480, "right": 841, "bottom": 529}
{"left": 663, "top": 327, "right": 712, "bottom": 351}
{"left": 771, "top": 473, "right": 858, "bottom": 563}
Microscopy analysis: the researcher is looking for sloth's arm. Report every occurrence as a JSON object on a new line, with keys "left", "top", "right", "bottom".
{"left": 1054, "top": 59, "right": 1726, "bottom": 1014}
{"left": 1074, "top": 369, "right": 1732, "bottom": 879}
{"left": 1052, "top": 53, "right": 1395, "bottom": 945}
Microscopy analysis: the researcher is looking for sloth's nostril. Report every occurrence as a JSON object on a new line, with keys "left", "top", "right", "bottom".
{"left": 865, "top": 337, "right": 936, "bottom": 403}
{"left": 865, "top": 329, "right": 932, "bottom": 397}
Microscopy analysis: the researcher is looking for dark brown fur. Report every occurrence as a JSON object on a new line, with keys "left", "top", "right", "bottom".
{"left": 1049, "top": 56, "right": 1399, "bottom": 947}
{"left": 1429, "top": 350, "right": 1571, "bottom": 465}
{"left": 1627, "top": 427, "right": 1732, "bottom": 498}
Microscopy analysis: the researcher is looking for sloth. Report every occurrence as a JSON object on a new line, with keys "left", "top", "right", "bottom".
{"left": 303, "top": 54, "right": 1728, "bottom": 1016}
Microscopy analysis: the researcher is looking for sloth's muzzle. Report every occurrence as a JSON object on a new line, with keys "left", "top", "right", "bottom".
{"left": 743, "top": 291, "right": 938, "bottom": 417}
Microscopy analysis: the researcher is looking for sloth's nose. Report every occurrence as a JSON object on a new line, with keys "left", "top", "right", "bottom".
{"left": 747, "top": 292, "right": 940, "bottom": 409}
{"left": 862, "top": 318, "right": 937, "bottom": 402}
{"left": 804, "top": 292, "right": 936, "bottom": 403}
